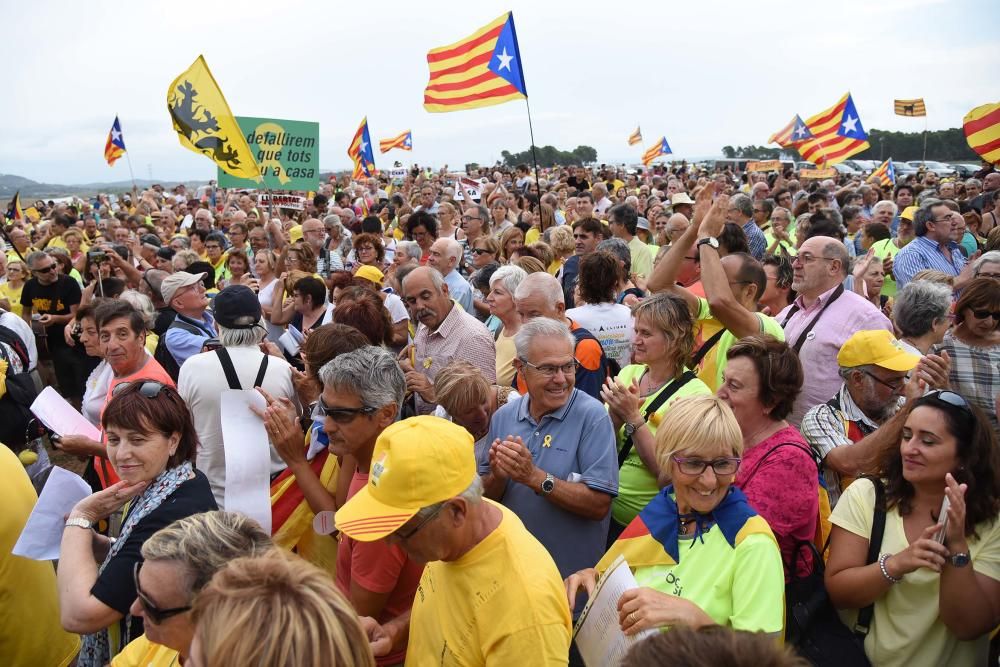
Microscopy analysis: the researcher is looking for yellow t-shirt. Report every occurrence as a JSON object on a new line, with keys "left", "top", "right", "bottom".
{"left": 111, "top": 634, "right": 180, "bottom": 667}
{"left": 525, "top": 227, "right": 541, "bottom": 245}
{"left": 0, "top": 282, "right": 24, "bottom": 317}
{"left": 0, "top": 446, "right": 80, "bottom": 667}
{"left": 870, "top": 238, "right": 904, "bottom": 298}
{"left": 405, "top": 501, "right": 571, "bottom": 666}
{"left": 495, "top": 328, "right": 517, "bottom": 387}
{"left": 831, "top": 478, "right": 1000, "bottom": 667}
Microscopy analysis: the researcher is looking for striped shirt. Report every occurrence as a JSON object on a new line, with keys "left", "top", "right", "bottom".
{"left": 743, "top": 221, "right": 767, "bottom": 260}
{"left": 892, "top": 236, "right": 966, "bottom": 290}
{"left": 934, "top": 331, "right": 1000, "bottom": 431}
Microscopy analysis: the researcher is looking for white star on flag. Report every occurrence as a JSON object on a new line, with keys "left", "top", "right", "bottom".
{"left": 111, "top": 129, "right": 122, "bottom": 142}
{"left": 496, "top": 48, "right": 513, "bottom": 71}
{"left": 359, "top": 139, "right": 368, "bottom": 153}
{"left": 842, "top": 115, "right": 859, "bottom": 134}
{"left": 794, "top": 125, "right": 807, "bottom": 139}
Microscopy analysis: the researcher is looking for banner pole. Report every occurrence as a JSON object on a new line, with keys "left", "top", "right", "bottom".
{"left": 524, "top": 98, "right": 541, "bottom": 192}
{"left": 922, "top": 116, "right": 928, "bottom": 163}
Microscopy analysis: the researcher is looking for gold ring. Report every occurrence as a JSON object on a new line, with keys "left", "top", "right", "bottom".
{"left": 627, "top": 612, "right": 637, "bottom": 624}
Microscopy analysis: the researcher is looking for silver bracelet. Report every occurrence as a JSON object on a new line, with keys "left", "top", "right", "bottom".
{"left": 879, "top": 552, "right": 902, "bottom": 584}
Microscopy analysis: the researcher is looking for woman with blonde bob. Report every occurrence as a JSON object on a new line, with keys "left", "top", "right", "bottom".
{"left": 190, "top": 552, "right": 375, "bottom": 667}
{"left": 565, "top": 395, "right": 785, "bottom": 637}
{"left": 433, "top": 359, "right": 517, "bottom": 447}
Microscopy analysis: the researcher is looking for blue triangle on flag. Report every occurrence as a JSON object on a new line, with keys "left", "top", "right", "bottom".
{"left": 837, "top": 95, "right": 867, "bottom": 141}
{"left": 661, "top": 138, "right": 672, "bottom": 154}
{"left": 488, "top": 13, "right": 527, "bottom": 96}
{"left": 791, "top": 115, "right": 813, "bottom": 141}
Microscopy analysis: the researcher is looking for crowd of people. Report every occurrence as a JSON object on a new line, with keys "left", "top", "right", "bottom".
{"left": 2, "top": 158, "right": 1000, "bottom": 666}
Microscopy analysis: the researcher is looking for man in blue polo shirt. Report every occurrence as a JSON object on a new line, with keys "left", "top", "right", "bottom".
{"left": 892, "top": 201, "right": 967, "bottom": 290}
{"left": 478, "top": 317, "right": 618, "bottom": 580}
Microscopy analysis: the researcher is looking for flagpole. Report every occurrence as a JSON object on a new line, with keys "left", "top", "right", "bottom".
{"left": 119, "top": 113, "right": 138, "bottom": 195}
{"left": 922, "top": 115, "right": 928, "bottom": 163}
{"left": 524, "top": 98, "right": 541, "bottom": 194}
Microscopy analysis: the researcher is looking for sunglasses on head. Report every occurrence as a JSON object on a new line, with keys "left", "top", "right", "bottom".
{"left": 133, "top": 562, "right": 191, "bottom": 624}
{"left": 112, "top": 380, "right": 167, "bottom": 399}
{"left": 925, "top": 390, "right": 972, "bottom": 415}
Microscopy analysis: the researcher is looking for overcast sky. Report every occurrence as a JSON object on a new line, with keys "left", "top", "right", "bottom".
{"left": 3, "top": 0, "right": 998, "bottom": 184}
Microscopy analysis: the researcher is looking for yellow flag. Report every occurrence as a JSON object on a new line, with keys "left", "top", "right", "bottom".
{"left": 166, "top": 56, "right": 260, "bottom": 181}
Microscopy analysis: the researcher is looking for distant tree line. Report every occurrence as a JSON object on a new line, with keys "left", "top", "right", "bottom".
{"left": 501, "top": 145, "right": 598, "bottom": 168}
{"left": 722, "top": 128, "right": 980, "bottom": 162}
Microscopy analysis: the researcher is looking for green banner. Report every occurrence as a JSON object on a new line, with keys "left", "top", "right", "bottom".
{"left": 217, "top": 116, "right": 319, "bottom": 191}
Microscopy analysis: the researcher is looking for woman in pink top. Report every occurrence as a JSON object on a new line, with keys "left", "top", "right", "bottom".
{"left": 717, "top": 334, "right": 819, "bottom": 580}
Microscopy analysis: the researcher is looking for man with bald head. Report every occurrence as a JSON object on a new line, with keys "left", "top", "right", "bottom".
{"left": 300, "top": 217, "right": 342, "bottom": 278}
{"left": 401, "top": 267, "right": 496, "bottom": 414}
{"left": 427, "top": 237, "right": 473, "bottom": 312}
{"left": 779, "top": 236, "right": 892, "bottom": 425}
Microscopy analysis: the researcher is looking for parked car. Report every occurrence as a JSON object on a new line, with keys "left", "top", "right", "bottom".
{"left": 906, "top": 160, "right": 956, "bottom": 177}
{"left": 845, "top": 159, "right": 877, "bottom": 172}
{"left": 833, "top": 163, "right": 862, "bottom": 177}
{"left": 950, "top": 163, "right": 982, "bottom": 178}
{"left": 893, "top": 162, "right": 919, "bottom": 179}
{"left": 795, "top": 161, "right": 816, "bottom": 171}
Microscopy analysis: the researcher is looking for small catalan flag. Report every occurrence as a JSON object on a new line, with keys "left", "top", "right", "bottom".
{"left": 642, "top": 137, "right": 672, "bottom": 166}
{"left": 104, "top": 116, "right": 126, "bottom": 166}
{"left": 768, "top": 114, "right": 812, "bottom": 148}
{"left": 380, "top": 130, "right": 413, "bottom": 154}
{"left": 894, "top": 99, "right": 926, "bottom": 117}
{"left": 628, "top": 126, "right": 642, "bottom": 146}
{"left": 347, "top": 117, "right": 376, "bottom": 179}
{"left": 870, "top": 158, "right": 896, "bottom": 187}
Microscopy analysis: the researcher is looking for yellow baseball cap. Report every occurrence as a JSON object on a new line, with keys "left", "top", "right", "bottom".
{"left": 289, "top": 224, "right": 303, "bottom": 242}
{"left": 335, "top": 416, "right": 476, "bottom": 542}
{"left": 837, "top": 330, "right": 920, "bottom": 372}
{"left": 900, "top": 206, "right": 919, "bottom": 222}
{"left": 355, "top": 265, "right": 384, "bottom": 286}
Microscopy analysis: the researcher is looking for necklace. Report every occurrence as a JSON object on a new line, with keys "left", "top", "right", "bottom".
{"left": 639, "top": 369, "right": 672, "bottom": 397}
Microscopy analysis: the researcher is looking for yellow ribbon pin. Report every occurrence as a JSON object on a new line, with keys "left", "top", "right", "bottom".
{"left": 542, "top": 435, "right": 553, "bottom": 448}
{"left": 422, "top": 357, "right": 433, "bottom": 369}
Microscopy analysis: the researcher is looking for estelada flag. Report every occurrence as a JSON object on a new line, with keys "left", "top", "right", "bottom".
{"left": 348, "top": 117, "right": 376, "bottom": 178}
{"left": 380, "top": 130, "right": 412, "bottom": 154}
{"left": 870, "top": 158, "right": 896, "bottom": 187}
{"left": 424, "top": 12, "right": 527, "bottom": 113}
{"left": 628, "top": 126, "right": 642, "bottom": 146}
{"left": 894, "top": 99, "right": 927, "bottom": 117}
{"left": 104, "top": 116, "right": 126, "bottom": 166}
{"left": 166, "top": 55, "right": 261, "bottom": 180}
{"left": 768, "top": 114, "right": 812, "bottom": 148}
{"left": 642, "top": 137, "right": 672, "bottom": 166}
{"left": 795, "top": 93, "right": 870, "bottom": 167}
{"left": 7, "top": 191, "right": 24, "bottom": 221}
{"left": 963, "top": 102, "right": 1000, "bottom": 165}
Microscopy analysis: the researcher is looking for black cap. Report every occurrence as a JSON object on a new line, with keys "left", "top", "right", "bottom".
{"left": 213, "top": 285, "right": 262, "bottom": 329}
{"left": 155, "top": 246, "right": 175, "bottom": 261}
{"left": 141, "top": 234, "right": 162, "bottom": 248}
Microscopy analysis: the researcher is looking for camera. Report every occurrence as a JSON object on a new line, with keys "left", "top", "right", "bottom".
{"left": 87, "top": 250, "right": 108, "bottom": 263}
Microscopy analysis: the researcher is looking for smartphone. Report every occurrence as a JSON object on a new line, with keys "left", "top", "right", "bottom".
{"left": 933, "top": 496, "right": 951, "bottom": 544}
{"left": 202, "top": 338, "right": 222, "bottom": 352}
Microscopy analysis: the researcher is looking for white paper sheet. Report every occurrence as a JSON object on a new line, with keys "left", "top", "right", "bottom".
{"left": 278, "top": 330, "right": 300, "bottom": 356}
{"left": 573, "top": 556, "right": 656, "bottom": 666}
{"left": 220, "top": 389, "right": 272, "bottom": 533}
{"left": 30, "top": 386, "right": 102, "bottom": 441}
{"left": 12, "top": 466, "right": 93, "bottom": 560}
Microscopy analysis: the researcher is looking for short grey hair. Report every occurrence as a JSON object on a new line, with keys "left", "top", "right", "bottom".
{"left": 973, "top": 250, "right": 1000, "bottom": 276}
{"left": 402, "top": 266, "right": 445, "bottom": 294}
{"left": 823, "top": 240, "right": 850, "bottom": 277}
{"left": 26, "top": 251, "right": 48, "bottom": 268}
{"left": 396, "top": 241, "right": 423, "bottom": 262}
{"left": 730, "top": 193, "right": 753, "bottom": 218}
{"left": 441, "top": 238, "right": 462, "bottom": 262}
{"left": 514, "top": 317, "right": 574, "bottom": 359}
{"left": 413, "top": 476, "right": 483, "bottom": 521}
{"left": 218, "top": 318, "right": 267, "bottom": 347}
{"left": 119, "top": 290, "right": 157, "bottom": 329}
{"left": 872, "top": 200, "right": 898, "bottom": 217}
{"left": 893, "top": 280, "right": 953, "bottom": 338}
{"left": 513, "top": 271, "right": 564, "bottom": 308}
{"left": 318, "top": 345, "right": 405, "bottom": 409}
{"left": 966, "top": 178, "right": 982, "bottom": 189}
{"left": 596, "top": 237, "right": 631, "bottom": 266}
{"left": 489, "top": 264, "right": 527, "bottom": 293}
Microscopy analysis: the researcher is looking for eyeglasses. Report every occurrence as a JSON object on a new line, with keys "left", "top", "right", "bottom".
{"left": 471, "top": 248, "right": 494, "bottom": 256}
{"left": 32, "top": 263, "right": 57, "bottom": 274}
{"left": 461, "top": 216, "right": 482, "bottom": 223}
{"left": 133, "top": 562, "right": 191, "bottom": 624}
{"left": 112, "top": 380, "right": 167, "bottom": 398}
{"left": 318, "top": 396, "right": 378, "bottom": 423}
{"left": 519, "top": 358, "right": 579, "bottom": 378}
{"left": 672, "top": 455, "right": 742, "bottom": 476}
{"left": 976, "top": 272, "right": 1000, "bottom": 280}
{"left": 794, "top": 252, "right": 837, "bottom": 265}
{"left": 392, "top": 503, "right": 447, "bottom": 541}
{"left": 971, "top": 309, "right": 1000, "bottom": 321}
{"left": 862, "top": 370, "right": 905, "bottom": 392}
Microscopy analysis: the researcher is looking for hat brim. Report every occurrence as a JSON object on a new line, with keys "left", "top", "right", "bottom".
{"left": 875, "top": 350, "right": 921, "bottom": 372}
{"left": 335, "top": 485, "right": 418, "bottom": 543}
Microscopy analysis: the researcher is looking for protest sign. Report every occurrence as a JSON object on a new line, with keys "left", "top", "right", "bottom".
{"left": 453, "top": 177, "right": 484, "bottom": 201}
{"left": 747, "top": 160, "right": 782, "bottom": 172}
{"left": 218, "top": 117, "right": 319, "bottom": 191}
{"left": 799, "top": 167, "right": 837, "bottom": 179}
{"left": 258, "top": 193, "right": 306, "bottom": 210}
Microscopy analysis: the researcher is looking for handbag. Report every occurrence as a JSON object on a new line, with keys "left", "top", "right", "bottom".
{"left": 785, "top": 477, "right": 886, "bottom": 667}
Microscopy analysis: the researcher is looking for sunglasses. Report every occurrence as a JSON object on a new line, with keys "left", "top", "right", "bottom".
{"left": 33, "top": 263, "right": 57, "bottom": 274}
{"left": 392, "top": 502, "right": 447, "bottom": 541}
{"left": 318, "top": 396, "right": 377, "bottom": 423}
{"left": 471, "top": 248, "right": 494, "bottom": 255}
{"left": 133, "top": 562, "right": 191, "bottom": 624}
{"left": 925, "top": 390, "right": 972, "bottom": 414}
{"left": 971, "top": 309, "right": 1000, "bottom": 321}
{"left": 112, "top": 380, "right": 167, "bottom": 399}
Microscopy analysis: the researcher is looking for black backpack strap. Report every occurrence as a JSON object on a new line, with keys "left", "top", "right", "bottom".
{"left": 214, "top": 348, "right": 243, "bottom": 390}
{"left": 787, "top": 284, "right": 845, "bottom": 354}
{"left": 253, "top": 353, "right": 269, "bottom": 389}
{"left": 618, "top": 370, "right": 696, "bottom": 468}
{"left": 855, "top": 476, "right": 886, "bottom": 637}
{"left": 690, "top": 328, "right": 726, "bottom": 368}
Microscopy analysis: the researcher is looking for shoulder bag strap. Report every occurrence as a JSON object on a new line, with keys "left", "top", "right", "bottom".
{"left": 214, "top": 348, "right": 243, "bottom": 391}
{"left": 253, "top": 353, "right": 269, "bottom": 389}
{"left": 788, "top": 284, "right": 844, "bottom": 354}
{"left": 740, "top": 442, "right": 818, "bottom": 488}
{"left": 617, "top": 370, "right": 696, "bottom": 468}
{"left": 854, "top": 476, "right": 886, "bottom": 637}
{"left": 690, "top": 329, "right": 727, "bottom": 368}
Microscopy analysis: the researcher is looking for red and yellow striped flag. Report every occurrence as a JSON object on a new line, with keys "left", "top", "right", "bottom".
{"left": 628, "top": 126, "right": 642, "bottom": 146}
{"left": 642, "top": 137, "right": 672, "bottom": 166}
{"left": 795, "top": 93, "right": 870, "bottom": 167}
{"left": 423, "top": 12, "right": 528, "bottom": 113}
{"left": 963, "top": 103, "right": 1000, "bottom": 165}
{"left": 379, "top": 130, "right": 413, "bottom": 154}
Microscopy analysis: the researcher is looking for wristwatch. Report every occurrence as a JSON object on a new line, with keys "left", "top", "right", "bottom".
{"left": 696, "top": 237, "right": 720, "bottom": 251}
{"left": 65, "top": 517, "right": 93, "bottom": 530}
{"left": 623, "top": 420, "right": 643, "bottom": 438}
{"left": 540, "top": 473, "right": 555, "bottom": 495}
{"left": 949, "top": 552, "right": 971, "bottom": 568}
